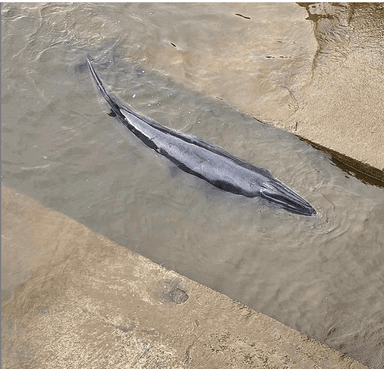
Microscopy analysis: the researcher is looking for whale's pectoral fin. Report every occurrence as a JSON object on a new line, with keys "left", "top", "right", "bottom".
{"left": 108, "top": 109, "right": 117, "bottom": 117}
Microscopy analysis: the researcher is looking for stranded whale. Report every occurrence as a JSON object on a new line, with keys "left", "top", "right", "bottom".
{"left": 87, "top": 57, "right": 316, "bottom": 216}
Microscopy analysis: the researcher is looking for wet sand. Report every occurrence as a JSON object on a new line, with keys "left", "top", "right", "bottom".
{"left": 1, "top": 185, "right": 367, "bottom": 368}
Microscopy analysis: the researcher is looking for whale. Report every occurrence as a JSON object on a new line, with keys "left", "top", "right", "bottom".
{"left": 87, "top": 57, "right": 316, "bottom": 216}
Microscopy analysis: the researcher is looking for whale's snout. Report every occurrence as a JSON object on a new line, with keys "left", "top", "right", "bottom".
{"left": 260, "top": 180, "right": 316, "bottom": 216}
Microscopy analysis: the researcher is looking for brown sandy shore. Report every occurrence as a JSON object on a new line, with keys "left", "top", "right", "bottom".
{"left": 1, "top": 185, "right": 368, "bottom": 368}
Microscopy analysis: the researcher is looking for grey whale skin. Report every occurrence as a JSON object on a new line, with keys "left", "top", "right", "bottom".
{"left": 87, "top": 58, "right": 316, "bottom": 216}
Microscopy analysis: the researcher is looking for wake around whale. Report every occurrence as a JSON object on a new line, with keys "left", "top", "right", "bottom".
{"left": 87, "top": 57, "right": 316, "bottom": 216}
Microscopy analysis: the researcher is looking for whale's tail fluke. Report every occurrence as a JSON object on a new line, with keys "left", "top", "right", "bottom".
{"left": 86, "top": 56, "right": 122, "bottom": 119}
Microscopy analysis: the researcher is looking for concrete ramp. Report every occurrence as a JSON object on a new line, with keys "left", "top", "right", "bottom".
{"left": 2, "top": 185, "right": 367, "bottom": 368}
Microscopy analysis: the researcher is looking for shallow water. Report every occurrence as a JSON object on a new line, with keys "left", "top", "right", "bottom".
{"left": 2, "top": 3, "right": 384, "bottom": 367}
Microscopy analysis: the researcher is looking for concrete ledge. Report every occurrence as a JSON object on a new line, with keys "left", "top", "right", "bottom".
{"left": 2, "top": 185, "right": 368, "bottom": 368}
{"left": 298, "top": 137, "right": 384, "bottom": 186}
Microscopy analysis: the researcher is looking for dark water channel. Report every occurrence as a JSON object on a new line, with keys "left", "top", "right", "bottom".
{"left": 2, "top": 3, "right": 384, "bottom": 367}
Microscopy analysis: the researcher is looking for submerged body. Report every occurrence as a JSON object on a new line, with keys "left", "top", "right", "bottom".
{"left": 87, "top": 57, "right": 316, "bottom": 216}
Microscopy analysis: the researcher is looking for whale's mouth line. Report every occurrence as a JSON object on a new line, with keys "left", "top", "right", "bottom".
{"left": 260, "top": 181, "right": 316, "bottom": 216}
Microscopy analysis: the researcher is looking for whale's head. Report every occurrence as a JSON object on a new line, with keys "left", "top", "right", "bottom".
{"left": 260, "top": 179, "right": 316, "bottom": 216}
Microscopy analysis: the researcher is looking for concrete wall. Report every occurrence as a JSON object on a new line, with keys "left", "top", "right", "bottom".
{"left": 2, "top": 185, "right": 367, "bottom": 368}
